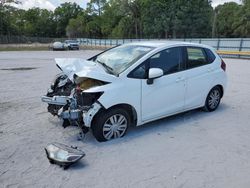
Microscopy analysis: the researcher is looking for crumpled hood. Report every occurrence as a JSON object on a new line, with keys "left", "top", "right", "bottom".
{"left": 55, "top": 58, "right": 116, "bottom": 82}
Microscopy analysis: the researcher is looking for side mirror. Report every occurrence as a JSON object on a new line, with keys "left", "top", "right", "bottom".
{"left": 147, "top": 68, "right": 164, "bottom": 85}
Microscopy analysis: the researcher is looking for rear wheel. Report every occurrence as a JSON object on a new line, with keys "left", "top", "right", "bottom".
{"left": 203, "top": 86, "right": 222, "bottom": 112}
{"left": 92, "top": 108, "right": 130, "bottom": 142}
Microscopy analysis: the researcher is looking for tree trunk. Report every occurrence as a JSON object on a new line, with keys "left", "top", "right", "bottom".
{"left": 135, "top": 19, "right": 138, "bottom": 39}
{"left": 165, "top": 30, "right": 168, "bottom": 39}
{"left": 212, "top": 11, "right": 217, "bottom": 38}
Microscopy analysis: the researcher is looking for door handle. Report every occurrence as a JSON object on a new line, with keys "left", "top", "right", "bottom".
{"left": 207, "top": 68, "right": 214, "bottom": 72}
{"left": 176, "top": 77, "right": 185, "bottom": 82}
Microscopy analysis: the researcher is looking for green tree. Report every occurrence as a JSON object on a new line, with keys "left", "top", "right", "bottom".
{"left": 2, "top": 0, "right": 249, "bottom": 40}
{"left": 86, "top": 16, "right": 103, "bottom": 38}
{"left": 22, "top": 8, "right": 56, "bottom": 37}
{"left": 0, "top": 0, "right": 20, "bottom": 7}
{"left": 215, "top": 2, "right": 241, "bottom": 37}
{"left": 87, "top": 0, "right": 107, "bottom": 16}
{"left": 54, "top": 2, "right": 83, "bottom": 37}
{"left": 104, "top": 0, "right": 143, "bottom": 38}
{"left": 233, "top": 0, "right": 250, "bottom": 37}
{"left": 0, "top": 0, "right": 21, "bottom": 35}
{"left": 142, "top": 0, "right": 213, "bottom": 39}
{"left": 99, "top": 1, "right": 122, "bottom": 37}
{"left": 66, "top": 13, "right": 90, "bottom": 38}
{"left": 142, "top": 0, "right": 170, "bottom": 38}
{"left": 177, "top": 0, "right": 213, "bottom": 38}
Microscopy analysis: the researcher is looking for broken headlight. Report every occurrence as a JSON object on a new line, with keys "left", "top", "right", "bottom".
{"left": 45, "top": 142, "right": 85, "bottom": 169}
{"left": 51, "top": 74, "right": 69, "bottom": 89}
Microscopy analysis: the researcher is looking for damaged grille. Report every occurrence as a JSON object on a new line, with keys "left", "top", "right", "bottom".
{"left": 76, "top": 92, "right": 103, "bottom": 107}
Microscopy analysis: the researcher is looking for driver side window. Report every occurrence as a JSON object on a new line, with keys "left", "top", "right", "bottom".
{"left": 128, "top": 60, "right": 149, "bottom": 79}
{"left": 149, "top": 47, "right": 183, "bottom": 75}
{"left": 128, "top": 47, "right": 183, "bottom": 79}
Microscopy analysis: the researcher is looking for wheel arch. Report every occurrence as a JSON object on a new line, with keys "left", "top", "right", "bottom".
{"left": 203, "top": 84, "right": 224, "bottom": 112}
{"left": 202, "top": 84, "right": 224, "bottom": 108}
{"left": 217, "top": 84, "right": 224, "bottom": 98}
{"left": 91, "top": 103, "right": 138, "bottom": 128}
{"left": 212, "top": 84, "right": 224, "bottom": 98}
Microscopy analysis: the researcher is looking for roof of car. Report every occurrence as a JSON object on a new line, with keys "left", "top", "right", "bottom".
{"left": 125, "top": 40, "right": 212, "bottom": 49}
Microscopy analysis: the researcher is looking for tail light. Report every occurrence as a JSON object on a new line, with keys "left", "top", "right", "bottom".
{"left": 221, "top": 59, "right": 226, "bottom": 72}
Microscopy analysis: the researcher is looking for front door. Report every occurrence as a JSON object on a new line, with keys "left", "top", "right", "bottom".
{"left": 141, "top": 47, "right": 186, "bottom": 122}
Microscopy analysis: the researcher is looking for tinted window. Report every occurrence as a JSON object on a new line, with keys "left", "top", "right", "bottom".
{"left": 149, "top": 47, "right": 183, "bottom": 75}
{"left": 204, "top": 48, "right": 216, "bottom": 63}
{"left": 128, "top": 61, "right": 148, "bottom": 79}
{"left": 186, "top": 47, "right": 208, "bottom": 68}
{"left": 128, "top": 47, "right": 183, "bottom": 79}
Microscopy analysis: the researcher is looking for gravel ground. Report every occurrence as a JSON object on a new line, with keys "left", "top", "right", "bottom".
{"left": 0, "top": 51, "right": 250, "bottom": 188}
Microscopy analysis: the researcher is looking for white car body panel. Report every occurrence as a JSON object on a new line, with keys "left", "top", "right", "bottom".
{"left": 184, "top": 50, "right": 227, "bottom": 110}
{"left": 94, "top": 78, "right": 142, "bottom": 121}
{"left": 52, "top": 41, "right": 227, "bottom": 127}
{"left": 141, "top": 71, "right": 186, "bottom": 121}
{"left": 184, "top": 63, "right": 216, "bottom": 109}
{"left": 55, "top": 58, "right": 116, "bottom": 82}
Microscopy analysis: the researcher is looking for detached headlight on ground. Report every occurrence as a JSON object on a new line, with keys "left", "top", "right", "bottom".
{"left": 45, "top": 142, "right": 85, "bottom": 169}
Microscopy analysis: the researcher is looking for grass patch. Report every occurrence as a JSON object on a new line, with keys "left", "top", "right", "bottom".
{"left": 0, "top": 46, "right": 50, "bottom": 51}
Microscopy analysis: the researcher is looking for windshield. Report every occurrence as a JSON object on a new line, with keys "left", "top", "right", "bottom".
{"left": 95, "top": 45, "right": 154, "bottom": 75}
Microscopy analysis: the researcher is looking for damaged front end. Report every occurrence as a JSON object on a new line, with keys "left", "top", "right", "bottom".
{"left": 42, "top": 75, "right": 108, "bottom": 134}
{"left": 46, "top": 73, "right": 75, "bottom": 116}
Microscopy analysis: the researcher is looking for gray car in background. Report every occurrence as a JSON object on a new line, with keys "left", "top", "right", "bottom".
{"left": 64, "top": 40, "right": 80, "bottom": 50}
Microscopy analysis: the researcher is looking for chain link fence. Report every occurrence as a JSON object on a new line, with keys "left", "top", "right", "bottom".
{"left": 1, "top": 35, "right": 250, "bottom": 58}
{"left": 78, "top": 38, "right": 250, "bottom": 58}
{"left": 78, "top": 38, "right": 250, "bottom": 51}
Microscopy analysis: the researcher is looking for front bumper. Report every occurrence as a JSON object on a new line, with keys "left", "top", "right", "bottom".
{"left": 82, "top": 103, "right": 101, "bottom": 127}
{"left": 69, "top": 45, "right": 79, "bottom": 50}
{"left": 41, "top": 96, "right": 69, "bottom": 106}
{"left": 41, "top": 95, "right": 101, "bottom": 127}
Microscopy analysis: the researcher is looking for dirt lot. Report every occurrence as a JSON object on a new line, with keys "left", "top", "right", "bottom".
{"left": 0, "top": 51, "right": 250, "bottom": 188}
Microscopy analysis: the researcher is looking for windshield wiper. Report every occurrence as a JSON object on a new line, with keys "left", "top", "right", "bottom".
{"left": 96, "top": 60, "right": 114, "bottom": 74}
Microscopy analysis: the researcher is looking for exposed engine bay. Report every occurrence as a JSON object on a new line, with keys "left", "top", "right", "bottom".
{"left": 41, "top": 58, "right": 111, "bottom": 135}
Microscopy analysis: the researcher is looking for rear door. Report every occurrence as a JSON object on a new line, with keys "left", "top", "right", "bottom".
{"left": 184, "top": 47, "right": 216, "bottom": 110}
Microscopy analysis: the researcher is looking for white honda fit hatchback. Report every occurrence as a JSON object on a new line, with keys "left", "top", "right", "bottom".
{"left": 42, "top": 41, "right": 227, "bottom": 142}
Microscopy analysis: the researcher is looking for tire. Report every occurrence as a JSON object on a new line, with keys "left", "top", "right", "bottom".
{"left": 92, "top": 108, "right": 131, "bottom": 142}
{"left": 203, "top": 86, "right": 222, "bottom": 112}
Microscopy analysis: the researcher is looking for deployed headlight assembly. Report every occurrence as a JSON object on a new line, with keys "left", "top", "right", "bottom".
{"left": 45, "top": 142, "right": 85, "bottom": 169}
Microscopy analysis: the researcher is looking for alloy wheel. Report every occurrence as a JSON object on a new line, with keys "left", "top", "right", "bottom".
{"left": 208, "top": 89, "right": 221, "bottom": 109}
{"left": 103, "top": 114, "right": 128, "bottom": 140}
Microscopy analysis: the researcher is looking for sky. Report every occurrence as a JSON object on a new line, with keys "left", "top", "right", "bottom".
{"left": 13, "top": 0, "right": 241, "bottom": 11}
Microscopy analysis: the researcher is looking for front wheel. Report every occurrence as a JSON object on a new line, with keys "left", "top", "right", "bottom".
{"left": 92, "top": 108, "right": 130, "bottom": 142}
{"left": 203, "top": 86, "right": 222, "bottom": 112}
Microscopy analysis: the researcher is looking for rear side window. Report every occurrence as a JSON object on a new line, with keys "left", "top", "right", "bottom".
{"left": 204, "top": 48, "right": 216, "bottom": 63}
{"left": 186, "top": 47, "right": 208, "bottom": 69}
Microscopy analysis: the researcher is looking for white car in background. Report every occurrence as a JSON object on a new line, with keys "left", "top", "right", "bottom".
{"left": 42, "top": 41, "right": 227, "bottom": 142}
{"left": 52, "top": 41, "right": 66, "bottom": 51}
